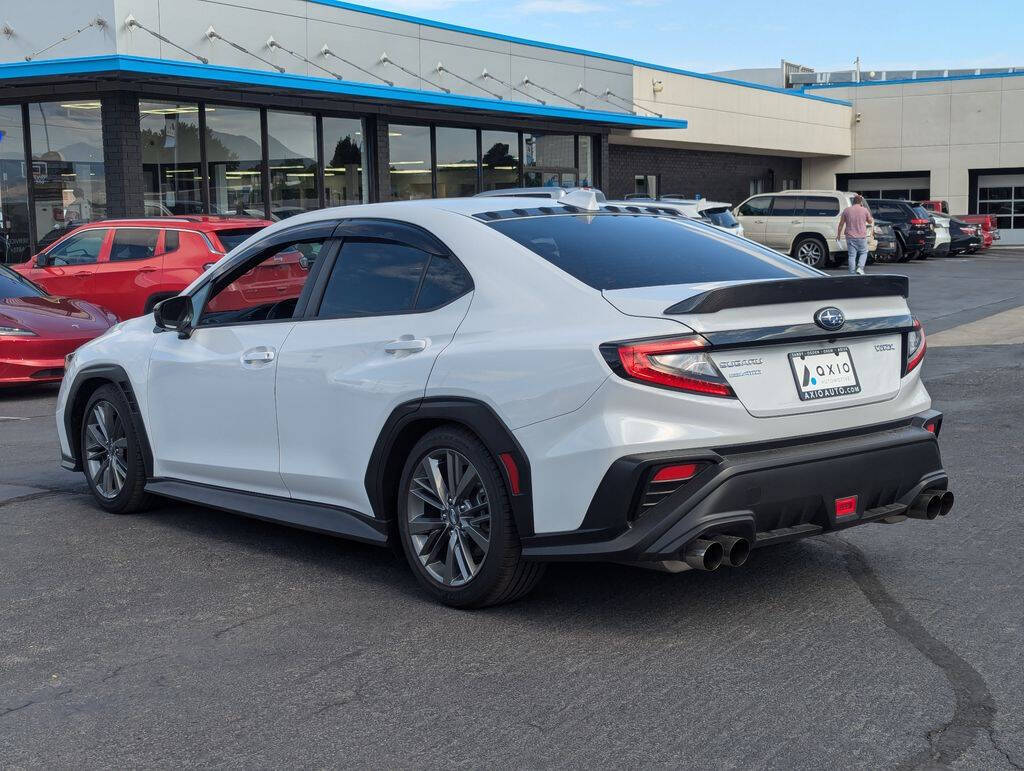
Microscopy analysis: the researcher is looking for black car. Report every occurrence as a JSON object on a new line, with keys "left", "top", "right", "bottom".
{"left": 866, "top": 199, "right": 936, "bottom": 262}
{"left": 870, "top": 219, "right": 898, "bottom": 262}
{"left": 949, "top": 218, "right": 982, "bottom": 256}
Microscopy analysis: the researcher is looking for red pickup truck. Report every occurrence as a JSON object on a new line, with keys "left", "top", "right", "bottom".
{"left": 922, "top": 201, "right": 998, "bottom": 249}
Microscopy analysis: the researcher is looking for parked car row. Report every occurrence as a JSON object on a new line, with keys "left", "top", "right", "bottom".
{"left": 732, "top": 190, "right": 989, "bottom": 266}
{"left": 0, "top": 187, "right": 998, "bottom": 389}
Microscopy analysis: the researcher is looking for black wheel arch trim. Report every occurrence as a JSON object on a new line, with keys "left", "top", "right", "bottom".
{"left": 63, "top": 364, "right": 154, "bottom": 476}
{"left": 366, "top": 397, "right": 535, "bottom": 537}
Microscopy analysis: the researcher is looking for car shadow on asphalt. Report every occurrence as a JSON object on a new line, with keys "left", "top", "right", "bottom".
{"left": 141, "top": 498, "right": 848, "bottom": 631}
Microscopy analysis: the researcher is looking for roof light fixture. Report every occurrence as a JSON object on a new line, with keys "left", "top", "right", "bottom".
{"left": 320, "top": 45, "right": 393, "bottom": 86}
{"left": 206, "top": 26, "right": 285, "bottom": 73}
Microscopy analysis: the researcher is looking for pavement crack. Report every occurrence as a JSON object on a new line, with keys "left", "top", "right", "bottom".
{"left": 212, "top": 607, "right": 292, "bottom": 639}
{"left": 0, "top": 489, "right": 74, "bottom": 509}
{"left": 830, "top": 536, "right": 998, "bottom": 770}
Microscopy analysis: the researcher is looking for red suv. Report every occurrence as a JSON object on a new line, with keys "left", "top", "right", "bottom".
{"left": 14, "top": 217, "right": 273, "bottom": 320}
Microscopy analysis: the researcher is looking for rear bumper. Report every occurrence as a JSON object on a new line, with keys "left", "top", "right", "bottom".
{"left": 521, "top": 410, "right": 947, "bottom": 562}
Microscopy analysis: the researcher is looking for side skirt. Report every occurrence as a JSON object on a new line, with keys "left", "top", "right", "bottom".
{"left": 145, "top": 478, "right": 390, "bottom": 546}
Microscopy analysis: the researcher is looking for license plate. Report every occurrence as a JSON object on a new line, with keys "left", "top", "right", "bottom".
{"left": 788, "top": 347, "right": 861, "bottom": 401}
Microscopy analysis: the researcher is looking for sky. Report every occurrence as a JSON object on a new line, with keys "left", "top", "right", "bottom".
{"left": 349, "top": 0, "right": 1024, "bottom": 75}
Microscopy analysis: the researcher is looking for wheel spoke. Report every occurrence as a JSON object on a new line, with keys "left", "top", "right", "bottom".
{"left": 410, "top": 487, "right": 445, "bottom": 511}
{"left": 443, "top": 531, "right": 457, "bottom": 585}
{"left": 86, "top": 424, "right": 105, "bottom": 450}
{"left": 453, "top": 464, "right": 478, "bottom": 500}
{"left": 424, "top": 456, "right": 449, "bottom": 503}
{"left": 408, "top": 515, "right": 445, "bottom": 536}
{"left": 463, "top": 522, "right": 489, "bottom": 552}
{"left": 445, "top": 450, "right": 459, "bottom": 498}
{"left": 419, "top": 527, "right": 447, "bottom": 561}
{"left": 455, "top": 531, "right": 477, "bottom": 576}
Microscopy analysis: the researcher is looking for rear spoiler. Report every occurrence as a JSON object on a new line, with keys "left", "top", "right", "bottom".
{"left": 664, "top": 275, "right": 909, "bottom": 314}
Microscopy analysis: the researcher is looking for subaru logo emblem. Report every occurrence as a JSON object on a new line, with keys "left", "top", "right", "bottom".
{"left": 814, "top": 307, "right": 845, "bottom": 331}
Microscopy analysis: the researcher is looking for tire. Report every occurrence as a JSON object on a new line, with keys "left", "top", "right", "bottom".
{"left": 898, "top": 241, "right": 913, "bottom": 262}
{"left": 396, "top": 426, "right": 545, "bottom": 608}
{"left": 791, "top": 236, "right": 829, "bottom": 269}
{"left": 916, "top": 249, "right": 929, "bottom": 260}
{"left": 81, "top": 384, "right": 153, "bottom": 514}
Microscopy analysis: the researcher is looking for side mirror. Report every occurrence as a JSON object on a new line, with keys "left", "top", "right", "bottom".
{"left": 153, "top": 295, "right": 194, "bottom": 339}
{"left": 35, "top": 253, "right": 49, "bottom": 268}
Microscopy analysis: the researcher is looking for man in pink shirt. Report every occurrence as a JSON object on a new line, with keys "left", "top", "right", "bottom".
{"left": 837, "top": 195, "right": 874, "bottom": 275}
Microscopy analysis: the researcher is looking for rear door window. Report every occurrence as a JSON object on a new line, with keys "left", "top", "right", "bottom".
{"left": 804, "top": 197, "right": 841, "bottom": 217}
{"left": 488, "top": 214, "right": 818, "bottom": 290}
{"left": 769, "top": 196, "right": 804, "bottom": 217}
{"left": 110, "top": 229, "right": 159, "bottom": 261}
{"left": 317, "top": 241, "right": 430, "bottom": 318}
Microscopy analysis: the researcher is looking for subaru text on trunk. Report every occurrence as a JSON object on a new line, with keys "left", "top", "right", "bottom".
{"left": 55, "top": 194, "right": 953, "bottom": 607}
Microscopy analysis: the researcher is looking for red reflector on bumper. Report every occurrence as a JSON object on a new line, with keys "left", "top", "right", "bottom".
{"left": 498, "top": 452, "right": 521, "bottom": 495}
{"left": 652, "top": 463, "right": 700, "bottom": 483}
{"left": 835, "top": 495, "right": 858, "bottom": 518}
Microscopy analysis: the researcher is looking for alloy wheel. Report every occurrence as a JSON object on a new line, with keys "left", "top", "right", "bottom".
{"left": 84, "top": 401, "right": 128, "bottom": 499}
{"left": 796, "top": 241, "right": 824, "bottom": 266}
{"left": 406, "top": 448, "right": 491, "bottom": 587}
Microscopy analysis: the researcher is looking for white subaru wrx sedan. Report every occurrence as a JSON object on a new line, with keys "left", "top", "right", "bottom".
{"left": 56, "top": 194, "right": 952, "bottom": 607}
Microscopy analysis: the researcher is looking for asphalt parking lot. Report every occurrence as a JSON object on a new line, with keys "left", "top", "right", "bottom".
{"left": 2, "top": 249, "right": 1023, "bottom": 769}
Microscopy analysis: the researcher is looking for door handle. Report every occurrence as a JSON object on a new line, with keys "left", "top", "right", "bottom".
{"left": 791, "top": 219, "right": 802, "bottom": 224}
{"left": 138, "top": 266, "right": 158, "bottom": 273}
{"left": 241, "top": 348, "right": 276, "bottom": 365}
{"left": 753, "top": 219, "right": 764, "bottom": 224}
{"left": 384, "top": 338, "right": 427, "bottom": 354}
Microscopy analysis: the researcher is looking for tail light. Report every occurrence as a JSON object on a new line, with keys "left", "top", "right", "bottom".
{"left": 910, "top": 218, "right": 930, "bottom": 225}
{"left": 905, "top": 318, "right": 926, "bottom": 373}
{"left": 604, "top": 335, "right": 734, "bottom": 397}
{"left": 634, "top": 461, "right": 707, "bottom": 519}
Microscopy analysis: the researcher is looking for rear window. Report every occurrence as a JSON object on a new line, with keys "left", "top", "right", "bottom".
{"left": 702, "top": 208, "right": 738, "bottom": 227}
{"left": 488, "top": 214, "right": 818, "bottom": 290}
{"left": 912, "top": 206, "right": 932, "bottom": 219}
{"left": 213, "top": 227, "right": 264, "bottom": 252}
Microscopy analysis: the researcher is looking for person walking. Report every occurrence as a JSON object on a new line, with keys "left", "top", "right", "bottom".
{"left": 838, "top": 195, "right": 873, "bottom": 275}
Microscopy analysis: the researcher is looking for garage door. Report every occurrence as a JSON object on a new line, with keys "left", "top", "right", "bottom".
{"left": 978, "top": 174, "right": 1024, "bottom": 245}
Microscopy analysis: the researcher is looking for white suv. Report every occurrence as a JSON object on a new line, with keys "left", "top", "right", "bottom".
{"left": 735, "top": 190, "right": 877, "bottom": 268}
{"left": 57, "top": 195, "right": 952, "bottom": 607}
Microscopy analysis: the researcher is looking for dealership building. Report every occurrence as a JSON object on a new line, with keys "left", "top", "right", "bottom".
{"left": 2, "top": 0, "right": 1024, "bottom": 262}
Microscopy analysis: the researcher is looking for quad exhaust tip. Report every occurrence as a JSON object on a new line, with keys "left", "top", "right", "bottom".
{"left": 713, "top": 535, "right": 750, "bottom": 567}
{"left": 908, "top": 489, "right": 954, "bottom": 520}
{"left": 683, "top": 538, "right": 723, "bottom": 571}
{"left": 683, "top": 535, "right": 750, "bottom": 571}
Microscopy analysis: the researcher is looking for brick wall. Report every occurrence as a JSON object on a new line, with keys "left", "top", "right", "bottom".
{"left": 101, "top": 94, "right": 145, "bottom": 218}
{"left": 608, "top": 143, "right": 802, "bottom": 204}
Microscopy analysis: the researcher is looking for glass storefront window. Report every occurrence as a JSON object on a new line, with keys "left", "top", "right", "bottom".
{"left": 388, "top": 124, "right": 433, "bottom": 200}
{"left": 578, "top": 136, "right": 594, "bottom": 187}
{"left": 267, "top": 111, "right": 318, "bottom": 219}
{"left": 523, "top": 131, "right": 575, "bottom": 189}
{"left": 140, "top": 101, "right": 203, "bottom": 216}
{"left": 29, "top": 101, "right": 106, "bottom": 249}
{"left": 322, "top": 116, "right": 367, "bottom": 206}
{"left": 435, "top": 127, "right": 478, "bottom": 198}
{"left": 0, "top": 106, "right": 30, "bottom": 262}
{"left": 206, "top": 106, "right": 264, "bottom": 218}
{"left": 481, "top": 130, "right": 519, "bottom": 192}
